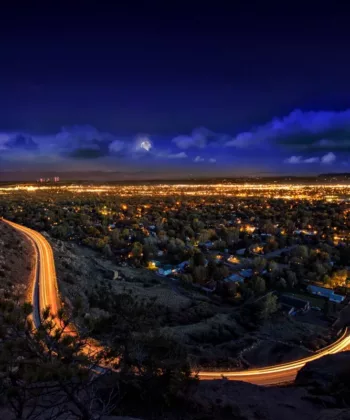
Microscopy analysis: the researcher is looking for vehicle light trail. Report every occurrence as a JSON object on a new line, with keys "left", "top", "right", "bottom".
{"left": 5, "top": 219, "right": 60, "bottom": 329}
{"left": 5, "top": 219, "right": 350, "bottom": 386}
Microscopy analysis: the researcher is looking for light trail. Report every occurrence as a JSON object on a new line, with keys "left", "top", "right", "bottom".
{"left": 5, "top": 219, "right": 350, "bottom": 386}
{"left": 5, "top": 219, "right": 60, "bottom": 329}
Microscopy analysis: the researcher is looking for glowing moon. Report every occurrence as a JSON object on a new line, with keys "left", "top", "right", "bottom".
{"left": 139, "top": 138, "right": 152, "bottom": 151}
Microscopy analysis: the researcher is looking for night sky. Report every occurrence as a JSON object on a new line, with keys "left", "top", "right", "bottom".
{"left": 1, "top": 1, "right": 350, "bottom": 179}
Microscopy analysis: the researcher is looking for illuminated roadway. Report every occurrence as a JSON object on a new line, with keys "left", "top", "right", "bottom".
{"left": 5, "top": 219, "right": 60, "bottom": 329}
{"left": 5, "top": 219, "right": 350, "bottom": 386}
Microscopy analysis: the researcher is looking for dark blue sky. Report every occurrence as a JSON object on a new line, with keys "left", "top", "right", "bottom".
{"left": 1, "top": 1, "right": 350, "bottom": 179}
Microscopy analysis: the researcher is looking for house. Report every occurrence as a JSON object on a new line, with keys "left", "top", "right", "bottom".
{"left": 177, "top": 260, "right": 189, "bottom": 271}
{"left": 279, "top": 294, "right": 310, "bottom": 315}
{"left": 239, "top": 268, "right": 253, "bottom": 279}
{"left": 227, "top": 255, "right": 240, "bottom": 264}
{"left": 330, "top": 294, "right": 345, "bottom": 303}
{"left": 307, "top": 285, "right": 345, "bottom": 303}
{"left": 224, "top": 273, "right": 245, "bottom": 283}
{"left": 294, "top": 229, "right": 315, "bottom": 236}
{"left": 148, "top": 260, "right": 160, "bottom": 270}
{"left": 157, "top": 264, "right": 174, "bottom": 276}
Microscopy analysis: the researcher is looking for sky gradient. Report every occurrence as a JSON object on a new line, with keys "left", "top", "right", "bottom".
{"left": 1, "top": 1, "right": 350, "bottom": 179}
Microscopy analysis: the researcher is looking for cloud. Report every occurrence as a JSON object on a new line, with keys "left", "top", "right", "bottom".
{"left": 3, "top": 134, "right": 38, "bottom": 151}
{"left": 109, "top": 140, "right": 125, "bottom": 153}
{"left": 225, "top": 132, "right": 254, "bottom": 148}
{"left": 172, "top": 127, "right": 213, "bottom": 149}
{"left": 226, "top": 109, "right": 350, "bottom": 150}
{"left": 0, "top": 134, "right": 10, "bottom": 151}
{"left": 167, "top": 152, "right": 188, "bottom": 159}
{"left": 314, "top": 139, "right": 350, "bottom": 149}
{"left": 285, "top": 152, "right": 336, "bottom": 164}
{"left": 69, "top": 147, "right": 104, "bottom": 159}
{"left": 304, "top": 157, "right": 319, "bottom": 163}
{"left": 321, "top": 152, "right": 336, "bottom": 164}
{"left": 285, "top": 156, "right": 319, "bottom": 164}
{"left": 56, "top": 125, "right": 114, "bottom": 159}
{"left": 194, "top": 156, "right": 205, "bottom": 162}
{"left": 209, "top": 158, "right": 217, "bottom": 163}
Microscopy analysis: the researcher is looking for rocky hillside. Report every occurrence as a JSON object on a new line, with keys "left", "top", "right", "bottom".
{"left": 50, "top": 236, "right": 335, "bottom": 369}
{"left": 181, "top": 354, "right": 350, "bottom": 420}
{"left": 0, "top": 220, "right": 34, "bottom": 301}
{"left": 1, "top": 224, "right": 350, "bottom": 419}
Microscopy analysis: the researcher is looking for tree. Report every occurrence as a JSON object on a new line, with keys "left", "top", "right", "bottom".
{"left": 252, "top": 257, "right": 266, "bottom": 273}
{"left": 286, "top": 270, "right": 298, "bottom": 288}
{"left": 277, "top": 277, "right": 287, "bottom": 289}
{"left": 111, "top": 228, "right": 121, "bottom": 246}
{"left": 255, "top": 293, "right": 278, "bottom": 321}
{"left": 131, "top": 242, "right": 143, "bottom": 259}
{"left": 330, "top": 269, "right": 348, "bottom": 287}
{"left": 268, "top": 261, "right": 279, "bottom": 273}
{"left": 0, "top": 301, "right": 117, "bottom": 420}
{"left": 213, "top": 239, "right": 227, "bottom": 251}
{"left": 252, "top": 276, "right": 266, "bottom": 294}
{"left": 222, "top": 281, "right": 237, "bottom": 298}
{"left": 192, "top": 252, "right": 206, "bottom": 267}
{"left": 103, "top": 243, "right": 113, "bottom": 258}
{"left": 193, "top": 266, "right": 207, "bottom": 284}
{"left": 225, "top": 227, "right": 240, "bottom": 246}
{"left": 293, "top": 245, "right": 309, "bottom": 259}
{"left": 212, "top": 264, "right": 229, "bottom": 282}
{"left": 198, "top": 229, "right": 210, "bottom": 243}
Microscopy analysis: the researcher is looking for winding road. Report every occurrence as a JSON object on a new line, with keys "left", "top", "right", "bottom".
{"left": 5, "top": 219, "right": 350, "bottom": 386}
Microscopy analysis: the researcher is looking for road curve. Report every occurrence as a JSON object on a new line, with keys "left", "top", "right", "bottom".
{"left": 5, "top": 219, "right": 350, "bottom": 386}
{"left": 5, "top": 219, "right": 61, "bottom": 329}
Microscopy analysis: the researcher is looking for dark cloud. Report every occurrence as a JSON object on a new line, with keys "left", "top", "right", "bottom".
{"left": 278, "top": 129, "right": 350, "bottom": 151}
{"left": 226, "top": 109, "right": 350, "bottom": 152}
{"left": 57, "top": 125, "right": 115, "bottom": 159}
{"left": 68, "top": 147, "right": 107, "bottom": 159}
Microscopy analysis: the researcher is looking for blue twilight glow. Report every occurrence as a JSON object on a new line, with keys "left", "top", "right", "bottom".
{"left": 0, "top": 109, "right": 349, "bottom": 177}
{"left": 1, "top": 3, "right": 350, "bottom": 179}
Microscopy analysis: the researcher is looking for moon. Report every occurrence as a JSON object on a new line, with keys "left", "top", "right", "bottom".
{"left": 139, "top": 138, "right": 152, "bottom": 152}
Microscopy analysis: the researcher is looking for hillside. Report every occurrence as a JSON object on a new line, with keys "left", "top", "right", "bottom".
{"left": 0, "top": 220, "right": 35, "bottom": 301}
{"left": 1, "top": 225, "right": 350, "bottom": 419}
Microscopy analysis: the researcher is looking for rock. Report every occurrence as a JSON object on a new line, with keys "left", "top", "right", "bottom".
{"left": 186, "top": 380, "right": 319, "bottom": 420}
{"left": 296, "top": 351, "right": 350, "bottom": 393}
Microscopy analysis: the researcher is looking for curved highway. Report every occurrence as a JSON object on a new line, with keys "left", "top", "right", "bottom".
{"left": 5, "top": 219, "right": 350, "bottom": 386}
{"left": 5, "top": 220, "right": 61, "bottom": 329}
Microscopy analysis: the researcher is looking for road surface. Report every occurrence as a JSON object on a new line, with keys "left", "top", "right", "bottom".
{"left": 5, "top": 220, "right": 60, "bottom": 329}
{"left": 5, "top": 219, "right": 350, "bottom": 386}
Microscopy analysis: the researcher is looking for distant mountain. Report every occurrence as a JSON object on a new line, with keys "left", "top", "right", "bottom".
{"left": 318, "top": 173, "right": 350, "bottom": 178}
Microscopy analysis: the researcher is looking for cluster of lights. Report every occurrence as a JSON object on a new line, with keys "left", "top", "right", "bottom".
{"left": 1, "top": 183, "right": 350, "bottom": 200}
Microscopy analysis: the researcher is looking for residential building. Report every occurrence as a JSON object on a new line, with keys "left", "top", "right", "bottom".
{"left": 224, "top": 273, "right": 245, "bottom": 283}
{"left": 307, "top": 285, "right": 345, "bottom": 303}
